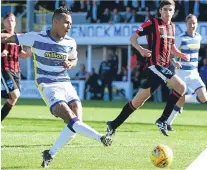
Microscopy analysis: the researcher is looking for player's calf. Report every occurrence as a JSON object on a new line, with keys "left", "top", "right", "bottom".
{"left": 196, "top": 96, "right": 207, "bottom": 104}
{"left": 196, "top": 88, "right": 207, "bottom": 104}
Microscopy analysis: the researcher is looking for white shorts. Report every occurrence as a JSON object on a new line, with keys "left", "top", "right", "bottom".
{"left": 38, "top": 81, "right": 80, "bottom": 112}
{"left": 175, "top": 69, "right": 205, "bottom": 94}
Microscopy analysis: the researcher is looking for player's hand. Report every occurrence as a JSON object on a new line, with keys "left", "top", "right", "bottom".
{"left": 140, "top": 48, "right": 152, "bottom": 57}
{"left": 63, "top": 60, "right": 73, "bottom": 70}
{"left": 26, "top": 48, "right": 32, "bottom": 57}
{"left": 180, "top": 53, "right": 190, "bottom": 61}
{"left": 1, "top": 49, "right": 9, "bottom": 57}
{"left": 173, "top": 61, "right": 182, "bottom": 69}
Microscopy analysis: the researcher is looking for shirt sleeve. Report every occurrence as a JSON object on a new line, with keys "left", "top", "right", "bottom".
{"left": 135, "top": 19, "right": 154, "bottom": 36}
{"left": 15, "top": 32, "right": 38, "bottom": 47}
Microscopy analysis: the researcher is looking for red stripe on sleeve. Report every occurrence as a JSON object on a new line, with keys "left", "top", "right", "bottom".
{"left": 136, "top": 20, "right": 152, "bottom": 34}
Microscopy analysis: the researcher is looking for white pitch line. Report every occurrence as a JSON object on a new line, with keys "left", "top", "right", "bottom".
{"left": 186, "top": 148, "right": 207, "bottom": 170}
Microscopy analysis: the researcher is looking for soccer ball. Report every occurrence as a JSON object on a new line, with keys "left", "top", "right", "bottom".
{"left": 150, "top": 144, "right": 173, "bottom": 168}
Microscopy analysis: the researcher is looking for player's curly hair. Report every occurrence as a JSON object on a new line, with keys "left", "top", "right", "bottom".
{"left": 52, "top": 6, "right": 72, "bottom": 21}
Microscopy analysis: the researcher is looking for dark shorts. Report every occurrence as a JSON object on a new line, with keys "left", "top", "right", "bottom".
{"left": 141, "top": 65, "right": 174, "bottom": 94}
{"left": 1, "top": 71, "right": 21, "bottom": 94}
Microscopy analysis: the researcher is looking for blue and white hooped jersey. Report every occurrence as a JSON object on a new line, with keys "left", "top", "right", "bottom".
{"left": 175, "top": 32, "right": 202, "bottom": 70}
{"left": 16, "top": 30, "right": 77, "bottom": 85}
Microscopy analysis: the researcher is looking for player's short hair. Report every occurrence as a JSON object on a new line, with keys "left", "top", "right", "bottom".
{"left": 160, "top": 0, "right": 175, "bottom": 9}
{"left": 185, "top": 14, "right": 197, "bottom": 22}
{"left": 3, "top": 13, "right": 15, "bottom": 20}
{"left": 52, "top": 6, "right": 72, "bottom": 21}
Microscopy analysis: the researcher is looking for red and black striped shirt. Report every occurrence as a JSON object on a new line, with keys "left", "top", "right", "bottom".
{"left": 1, "top": 30, "right": 22, "bottom": 72}
{"left": 136, "top": 17, "right": 175, "bottom": 69}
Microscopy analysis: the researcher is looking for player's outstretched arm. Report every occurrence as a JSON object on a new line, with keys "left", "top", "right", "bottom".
{"left": 171, "top": 44, "right": 190, "bottom": 61}
{"left": 1, "top": 33, "right": 17, "bottom": 44}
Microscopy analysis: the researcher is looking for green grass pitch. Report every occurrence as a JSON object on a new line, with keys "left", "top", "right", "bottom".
{"left": 1, "top": 99, "right": 207, "bottom": 170}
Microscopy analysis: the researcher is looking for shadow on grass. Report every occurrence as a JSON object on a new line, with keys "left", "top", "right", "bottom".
{"left": 2, "top": 144, "right": 51, "bottom": 148}
{"left": 3, "top": 118, "right": 207, "bottom": 129}
{"left": 2, "top": 99, "right": 206, "bottom": 111}
{"left": 2, "top": 167, "right": 25, "bottom": 170}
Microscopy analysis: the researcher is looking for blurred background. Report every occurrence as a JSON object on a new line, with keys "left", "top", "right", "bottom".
{"left": 1, "top": 0, "right": 207, "bottom": 102}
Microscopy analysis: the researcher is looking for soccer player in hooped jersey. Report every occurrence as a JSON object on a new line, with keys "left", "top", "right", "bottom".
{"left": 2, "top": 7, "right": 112, "bottom": 168}
{"left": 167, "top": 14, "right": 207, "bottom": 131}
{"left": 106, "top": 0, "right": 190, "bottom": 137}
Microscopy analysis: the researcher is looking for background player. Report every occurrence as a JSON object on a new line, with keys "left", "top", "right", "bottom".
{"left": 1, "top": 7, "right": 112, "bottom": 168}
{"left": 106, "top": 0, "right": 190, "bottom": 137}
{"left": 1, "top": 13, "right": 32, "bottom": 126}
{"left": 167, "top": 14, "right": 207, "bottom": 130}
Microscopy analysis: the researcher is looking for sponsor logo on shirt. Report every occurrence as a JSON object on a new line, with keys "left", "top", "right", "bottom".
{"left": 44, "top": 52, "right": 67, "bottom": 60}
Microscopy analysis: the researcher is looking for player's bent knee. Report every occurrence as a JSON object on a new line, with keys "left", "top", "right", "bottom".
{"left": 9, "top": 89, "right": 20, "bottom": 101}
{"left": 132, "top": 99, "right": 145, "bottom": 108}
{"left": 69, "top": 101, "right": 81, "bottom": 111}
{"left": 51, "top": 102, "right": 74, "bottom": 122}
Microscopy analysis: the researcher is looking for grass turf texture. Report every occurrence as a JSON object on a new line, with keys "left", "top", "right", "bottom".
{"left": 1, "top": 99, "right": 207, "bottom": 170}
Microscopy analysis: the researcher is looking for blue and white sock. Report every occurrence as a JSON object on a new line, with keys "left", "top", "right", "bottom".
{"left": 68, "top": 117, "right": 102, "bottom": 142}
{"left": 167, "top": 105, "right": 181, "bottom": 125}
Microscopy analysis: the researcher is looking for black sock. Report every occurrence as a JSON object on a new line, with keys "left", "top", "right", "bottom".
{"left": 1, "top": 102, "right": 13, "bottom": 122}
{"left": 111, "top": 101, "right": 136, "bottom": 129}
{"left": 159, "top": 90, "right": 182, "bottom": 122}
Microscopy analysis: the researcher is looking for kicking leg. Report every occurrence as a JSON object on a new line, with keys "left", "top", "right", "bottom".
{"left": 48, "top": 101, "right": 82, "bottom": 157}
{"left": 52, "top": 102, "right": 111, "bottom": 145}
{"left": 42, "top": 101, "right": 112, "bottom": 168}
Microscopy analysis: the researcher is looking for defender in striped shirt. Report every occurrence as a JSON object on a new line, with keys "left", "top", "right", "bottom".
{"left": 2, "top": 7, "right": 112, "bottom": 167}
{"left": 106, "top": 0, "right": 190, "bottom": 137}
{"left": 167, "top": 14, "right": 207, "bottom": 131}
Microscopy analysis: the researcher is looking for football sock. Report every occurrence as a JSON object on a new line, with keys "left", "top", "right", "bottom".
{"left": 49, "top": 126, "right": 76, "bottom": 157}
{"left": 166, "top": 105, "right": 181, "bottom": 125}
{"left": 68, "top": 117, "right": 102, "bottom": 142}
{"left": 1, "top": 102, "right": 13, "bottom": 122}
{"left": 159, "top": 90, "right": 182, "bottom": 122}
{"left": 111, "top": 101, "right": 136, "bottom": 129}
